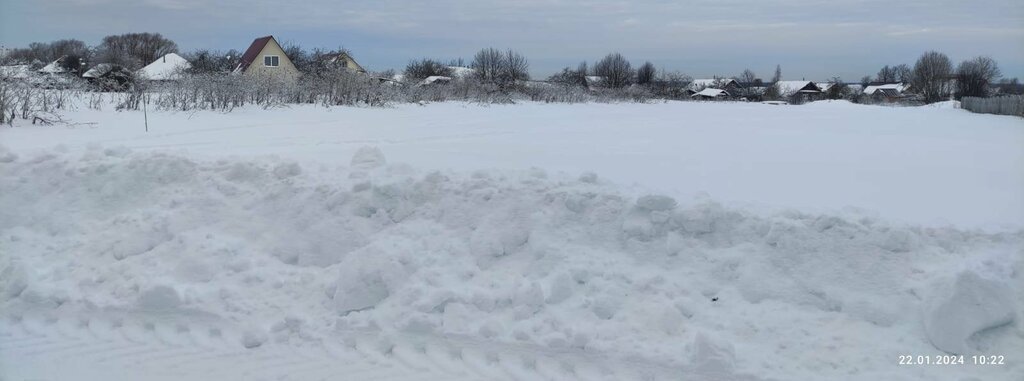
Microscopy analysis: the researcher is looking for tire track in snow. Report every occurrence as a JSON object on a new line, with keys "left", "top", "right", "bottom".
{"left": 0, "top": 309, "right": 691, "bottom": 380}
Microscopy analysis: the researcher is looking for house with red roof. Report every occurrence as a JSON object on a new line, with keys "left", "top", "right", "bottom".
{"left": 233, "top": 35, "right": 300, "bottom": 78}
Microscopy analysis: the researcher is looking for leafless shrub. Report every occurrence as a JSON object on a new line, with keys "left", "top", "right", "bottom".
{"left": 0, "top": 73, "right": 87, "bottom": 125}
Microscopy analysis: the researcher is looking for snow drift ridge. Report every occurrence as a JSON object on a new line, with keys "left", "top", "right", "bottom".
{"left": 0, "top": 144, "right": 1021, "bottom": 379}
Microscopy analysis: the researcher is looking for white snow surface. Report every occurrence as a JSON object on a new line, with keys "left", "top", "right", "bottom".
{"left": 1, "top": 100, "right": 1021, "bottom": 230}
{"left": 1, "top": 99, "right": 1023, "bottom": 380}
{"left": 137, "top": 53, "right": 192, "bottom": 81}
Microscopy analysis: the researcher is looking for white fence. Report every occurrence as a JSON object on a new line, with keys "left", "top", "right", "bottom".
{"left": 961, "top": 96, "right": 1024, "bottom": 117}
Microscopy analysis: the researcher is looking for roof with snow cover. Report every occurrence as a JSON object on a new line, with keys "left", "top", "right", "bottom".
{"left": 688, "top": 78, "right": 739, "bottom": 91}
{"left": 39, "top": 58, "right": 67, "bottom": 74}
{"left": 138, "top": 53, "right": 191, "bottom": 80}
{"left": 419, "top": 76, "right": 453, "bottom": 86}
{"left": 775, "top": 81, "right": 821, "bottom": 97}
{"left": 863, "top": 83, "right": 909, "bottom": 95}
{"left": 691, "top": 88, "right": 730, "bottom": 98}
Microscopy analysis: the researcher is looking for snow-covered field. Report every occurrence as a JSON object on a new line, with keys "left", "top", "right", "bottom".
{"left": 1, "top": 100, "right": 1022, "bottom": 380}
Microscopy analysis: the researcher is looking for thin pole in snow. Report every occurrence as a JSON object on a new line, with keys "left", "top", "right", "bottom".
{"left": 143, "top": 93, "right": 149, "bottom": 132}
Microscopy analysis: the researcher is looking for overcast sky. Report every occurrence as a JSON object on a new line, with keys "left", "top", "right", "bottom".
{"left": 2, "top": 0, "right": 1022, "bottom": 80}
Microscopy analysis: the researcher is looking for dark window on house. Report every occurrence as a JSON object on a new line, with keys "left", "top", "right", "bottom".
{"left": 264, "top": 55, "right": 280, "bottom": 67}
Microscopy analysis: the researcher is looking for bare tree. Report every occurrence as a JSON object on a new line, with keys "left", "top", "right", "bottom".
{"left": 279, "top": 41, "right": 313, "bottom": 73}
{"left": 96, "top": 33, "right": 178, "bottom": 69}
{"left": 860, "top": 76, "right": 872, "bottom": 89}
{"left": 771, "top": 64, "right": 782, "bottom": 83}
{"left": 636, "top": 62, "right": 656, "bottom": 86}
{"left": 826, "top": 76, "right": 848, "bottom": 99}
{"left": 471, "top": 48, "right": 504, "bottom": 84}
{"left": 594, "top": 53, "right": 633, "bottom": 88}
{"left": 912, "top": 50, "right": 953, "bottom": 103}
{"left": 893, "top": 64, "right": 912, "bottom": 83}
{"left": 576, "top": 61, "right": 588, "bottom": 84}
{"left": 876, "top": 65, "right": 896, "bottom": 83}
{"left": 500, "top": 49, "right": 530, "bottom": 84}
{"left": 469, "top": 48, "right": 528, "bottom": 87}
{"left": 650, "top": 70, "right": 692, "bottom": 98}
{"left": 737, "top": 69, "right": 757, "bottom": 84}
{"left": 955, "top": 56, "right": 1001, "bottom": 98}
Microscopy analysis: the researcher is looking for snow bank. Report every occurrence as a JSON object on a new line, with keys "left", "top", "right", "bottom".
{"left": 924, "top": 270, "right": 1017, "bottom": 354}
{"left": 1, "top": 145, "right": 1021, "bottom": 380}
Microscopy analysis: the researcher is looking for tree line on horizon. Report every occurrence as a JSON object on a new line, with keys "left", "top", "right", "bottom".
{"left": 2, "top": 34, "right": 1021, "bottom": 103}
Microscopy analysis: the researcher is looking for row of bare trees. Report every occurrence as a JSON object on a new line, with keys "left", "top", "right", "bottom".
{"left": 3, "top": 34, "right": 179, "bottom": 73}
{"left": 470, "top": 48, "right": 530, "bottom": 87}
{"left": 868, "top": 52, "right": 1008, "bottom": 103}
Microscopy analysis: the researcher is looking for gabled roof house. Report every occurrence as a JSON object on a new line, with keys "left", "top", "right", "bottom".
{"left": 691, "top": 88, "right": 730, "bottom": 100}
{"left": 863, "top": 83, "right": 910, "bottom": 96}
{"left": 234, "top": 35, "right": 300, "bottom": 78}
{"left": 322, "top": 51, "right": 366, "bottom": 73}
{"left": 775, "top": 81, "right": 822, "bottom": 97}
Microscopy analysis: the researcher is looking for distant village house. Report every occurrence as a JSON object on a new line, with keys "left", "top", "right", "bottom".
{"left": 234, "top": 35, "right": 300, "bottom": 78}
{"left": 137, "top": 53, "right": 192, "bottom": 81}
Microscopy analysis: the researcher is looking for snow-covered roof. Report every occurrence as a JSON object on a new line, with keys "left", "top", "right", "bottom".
{"left": 863, "top": 83, "right": 909, "bottom": 95}
{"left": 448, "top": 66, "right": 475, "bottom": 79}
{"left": 0, "top": 65, "right": 32, "bottom": 79}
{"left": 775, "top": 81, "right": 821, "bottom": 96}
{"left": 138, "top": 53, "right": 191, "bottom": 80}
{"left": 84, "top": 64, "right": 131, "bottom": 79}
{"left": 691, "top": 88, "right": 729, "bottom": 98}
{"left": 688, "top": 78, "right": 738, "bottom": 91}
{"left": 39, "top": 59, "right": 66, "bottom": 74}
{"left": 419, "top": 76, "right": 453, "bottom": 85}
{"left": 816, "top": 82, "right": 834, "bottom": 92}
{"left": 83, "top": 64, "right": 112, "bottom": 79}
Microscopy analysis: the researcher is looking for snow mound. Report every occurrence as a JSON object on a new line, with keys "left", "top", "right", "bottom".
{"left": 924, "top": 270, "right": 1017, "bottom": 354}
{"left": 137, "top": 285, "right": 181, "bottom": 311}
{"left": 351, "top": 146, "right": 387, "bottom": 170}
{"left": 1, "top": 145, "right": 1021, "bottom": 380}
